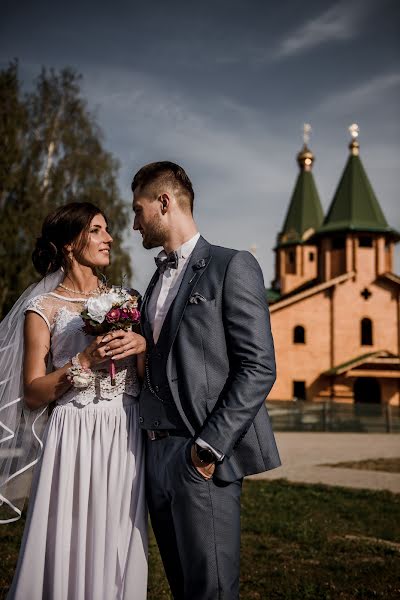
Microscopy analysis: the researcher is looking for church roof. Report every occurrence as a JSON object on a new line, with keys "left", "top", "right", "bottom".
{"left": 277, "top": 144, "right": 324, "bottom": 247}
{"left": 379, "top": 272, "right": 400, "bottom": 286}
{"left": 323, "top": 350, "right": 399, "bottom": 377}
{"left": 316, "top": 135, "right": 400, "bottom": 241}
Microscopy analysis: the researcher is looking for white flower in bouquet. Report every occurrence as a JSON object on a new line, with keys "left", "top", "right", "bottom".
{"left": 86, "top": 292, "right": 120, "bottom": 323}
{"left": 85, "top": 289, "right": 135, "bottom": 324}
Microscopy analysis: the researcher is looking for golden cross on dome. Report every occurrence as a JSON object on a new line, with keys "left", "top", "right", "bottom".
{"left": 348, "top": 123, "right": 360, "bottom": 155}
{"left": 349, "top": 123, "right": 359, "bottom": 139}
{"left": 303, "top": 123, "right": 312, "bottom": 146}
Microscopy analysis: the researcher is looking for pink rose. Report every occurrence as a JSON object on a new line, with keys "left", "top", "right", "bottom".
{"left": 106, "top": 307, "right": 121, "bottom": 323}
{"left": 129, "top": 308, "right": 141, "bottom": 322}
{"left": 120, "top": 308, "right": 131, "bottom": 320}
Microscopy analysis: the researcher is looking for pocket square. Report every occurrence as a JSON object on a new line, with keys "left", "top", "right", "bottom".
{"left": 189, "top": 293, "right": 207, "bottom": 304}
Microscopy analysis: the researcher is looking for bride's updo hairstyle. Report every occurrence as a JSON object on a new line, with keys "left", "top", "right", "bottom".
{"left": 32, "top": 202, "right": 107, "bottom": 276}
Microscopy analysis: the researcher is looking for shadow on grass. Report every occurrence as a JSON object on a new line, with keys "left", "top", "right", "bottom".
{"left": 1, "top": 479, "right": 399, "bottom": 599}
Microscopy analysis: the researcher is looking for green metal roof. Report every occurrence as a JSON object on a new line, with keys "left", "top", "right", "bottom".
{"left": 277, "top": 170, "right": 324, "bottom": 247}
{"left": 324, "top": 351, "right": 379, "bottom": 375}
{"left": 266, "top": 287, "right": 281, "bottom": 304}
{"left": 317, "top": 153, "right": 400, "bottom": 240}
{"left": 323, "top": 350, "right": 398, "bottom": 376}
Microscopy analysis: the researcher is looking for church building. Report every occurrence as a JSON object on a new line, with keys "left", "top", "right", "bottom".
{"left": 267, "top": 126, "right": 400, "bottom": 407}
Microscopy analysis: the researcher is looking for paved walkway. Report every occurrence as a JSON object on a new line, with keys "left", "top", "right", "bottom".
{"left": 248, "top": 432, "right": 400, "bottom": 493}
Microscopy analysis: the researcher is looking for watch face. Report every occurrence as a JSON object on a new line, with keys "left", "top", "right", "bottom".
{"left": 197, "top": 447, "right": 215, "bottom": 463}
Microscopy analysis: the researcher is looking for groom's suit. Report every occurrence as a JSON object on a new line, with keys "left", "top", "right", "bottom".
{"left": 140, "top": 235, "right": 280, "bottom": 599}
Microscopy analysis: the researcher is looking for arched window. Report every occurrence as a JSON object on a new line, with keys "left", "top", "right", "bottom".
{"left": 361, "top": 318, "right": 373, "bottom": 346}
{"left": 293, "top": 325, "right": 305, "bottom": 344}
{"left": 285, "top": 249, "right": 296, "bottom": 274}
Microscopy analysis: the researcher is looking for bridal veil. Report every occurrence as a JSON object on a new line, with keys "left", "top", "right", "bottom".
{"left": 0, "top": 270, "right": 63, "bottom": 523}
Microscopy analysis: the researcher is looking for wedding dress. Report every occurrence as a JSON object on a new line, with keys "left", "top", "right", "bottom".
{"left": 7, "top": 292, "right": 148, "bottom": 600}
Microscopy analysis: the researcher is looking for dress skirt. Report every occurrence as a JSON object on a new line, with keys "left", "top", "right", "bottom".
{"left": 7, "top": 395, "right": 148, "bottom": 600}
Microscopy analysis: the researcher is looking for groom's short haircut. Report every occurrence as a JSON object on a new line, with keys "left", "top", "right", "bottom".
{"left": 131, "top": 161, "right": 194, "bottom": 214}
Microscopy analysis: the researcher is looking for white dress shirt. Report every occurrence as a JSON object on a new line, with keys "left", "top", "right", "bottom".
{"left": 147, "top": 232, "right": 223, "bottom": 462}
{"left": 148, "top": 232, "right": 201, "bottom": 344}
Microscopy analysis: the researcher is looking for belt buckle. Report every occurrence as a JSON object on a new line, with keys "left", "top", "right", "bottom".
{"left": 147, "top": 429, "right": 171, "bottom": 441}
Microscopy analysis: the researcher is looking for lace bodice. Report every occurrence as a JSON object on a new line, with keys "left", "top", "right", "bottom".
{"left": 25, "top": 292, "right": 140, "bottom": 406}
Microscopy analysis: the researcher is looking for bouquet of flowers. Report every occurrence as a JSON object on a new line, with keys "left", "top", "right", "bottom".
{"left": 80, "top": 288, "right": 141, "bottom": 385}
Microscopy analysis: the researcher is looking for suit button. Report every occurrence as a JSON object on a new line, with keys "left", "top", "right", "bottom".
{"left": 156, "top": 352, "right": 162, "bottom": 359}
{"left": 153, "top": 420, "right": 160, "bottom": 427}
{"left": 155, "top": 385, "right": 159, "bottom": 392}
{"left": 139, "top": 417, "right": 144, "bottom": 424}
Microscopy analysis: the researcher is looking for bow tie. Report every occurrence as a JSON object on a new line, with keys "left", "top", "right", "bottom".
{"left": 155, "top": 250, "right": 179, "bottom": 274}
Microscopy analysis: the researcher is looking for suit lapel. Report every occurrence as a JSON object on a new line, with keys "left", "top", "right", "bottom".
{"left": 165, "top": 236, "right": 212, "bottom": 353}
{"left": 164, "top": 237, "right": 212, "bottom": 434}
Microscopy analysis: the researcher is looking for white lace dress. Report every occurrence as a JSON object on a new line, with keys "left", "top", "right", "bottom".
{"left": 7, "top": 292, "right": 148, "bottom": 600}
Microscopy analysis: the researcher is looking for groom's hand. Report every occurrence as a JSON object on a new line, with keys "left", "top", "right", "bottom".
{"left": 190, "top": 444, "right": 216, "bottom": 480}
{"left": 101, "top": 330, "right": 146, "bottom": 361}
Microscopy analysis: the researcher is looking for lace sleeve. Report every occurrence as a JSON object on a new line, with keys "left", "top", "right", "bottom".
{"left": 25, "top": 294, "right": 54, "bottom": 331}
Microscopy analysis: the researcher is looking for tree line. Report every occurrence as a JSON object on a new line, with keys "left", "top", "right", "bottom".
{"left": 0, "top": 61, "right": 132, "bottom": 318}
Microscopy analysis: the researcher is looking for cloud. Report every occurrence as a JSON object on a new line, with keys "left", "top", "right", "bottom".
{"left": 315, "top": 71, "right": 400, "bottom": 115}
{"left": 80, "top": 64, "right": 400, "bottom": 289}
{"left": 81, "top": 68, "right": 295, "bottom": 288}
{"left": 272, "top": 0, "right": 375, "bottom": 60}
{"left": 83, "top": 68, "right": 290, "bottom": 195}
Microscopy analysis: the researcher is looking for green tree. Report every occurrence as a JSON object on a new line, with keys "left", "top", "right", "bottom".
{"left": 0, "top": 61, "right": 132, "bottom": 318}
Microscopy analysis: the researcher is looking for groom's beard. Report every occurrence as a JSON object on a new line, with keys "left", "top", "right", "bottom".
{"left": 142, "top": 214, "right": 167, "bottom": 250}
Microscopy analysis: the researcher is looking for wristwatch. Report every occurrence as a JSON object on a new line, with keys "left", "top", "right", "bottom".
{"left": 194, "top": 443, "right": 216, "bottom": 464}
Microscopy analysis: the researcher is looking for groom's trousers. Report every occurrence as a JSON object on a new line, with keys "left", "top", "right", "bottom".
{"left": 146, "top": 433, "right": 242, "bottom": 600}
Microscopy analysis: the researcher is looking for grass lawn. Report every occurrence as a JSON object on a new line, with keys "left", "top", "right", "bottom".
{"left": 324, "top": 457, "right": 400, "bottom": 473}
{"left": 1, "top": 479, "right": 399, "bottom": 599}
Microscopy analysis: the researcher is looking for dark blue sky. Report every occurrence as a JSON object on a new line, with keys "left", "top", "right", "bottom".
{"left": 1, "top": 0, "right": 399, "bottom": 290}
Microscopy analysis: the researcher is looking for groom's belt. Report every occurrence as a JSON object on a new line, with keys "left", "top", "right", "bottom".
{"left": 146, "top": 429, "right": 191, "bottom": 441}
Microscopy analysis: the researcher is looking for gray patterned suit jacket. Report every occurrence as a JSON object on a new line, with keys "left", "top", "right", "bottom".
{"left": 141, "top": 236, "right": 281, "bottom": 482}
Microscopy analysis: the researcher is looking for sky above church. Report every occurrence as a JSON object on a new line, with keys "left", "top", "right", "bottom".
{"left": 1, "top": 0, "right": 399, "bottom": 290}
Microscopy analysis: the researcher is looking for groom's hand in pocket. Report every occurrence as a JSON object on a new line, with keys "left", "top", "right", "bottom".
{"left": 190, "top": 444, "right": 216, "bottom": 480}
{"left": 100, "top": 330, "right": 146, "bottom": 361}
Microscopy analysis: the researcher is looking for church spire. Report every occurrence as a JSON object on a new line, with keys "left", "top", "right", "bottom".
{"left": 277, "top": 124, "right": 324, "bottom": 246}
{"left": 317, "top": 125, "right": 399, "bottom": 240}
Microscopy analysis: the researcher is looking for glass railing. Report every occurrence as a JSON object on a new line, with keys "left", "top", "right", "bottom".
{"left": 265, "top": 400, "right": 399, "bottom": 433}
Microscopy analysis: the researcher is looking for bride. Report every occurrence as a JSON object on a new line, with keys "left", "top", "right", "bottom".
{"left": 1, "top": 202, "right": 148, "bottom": 599}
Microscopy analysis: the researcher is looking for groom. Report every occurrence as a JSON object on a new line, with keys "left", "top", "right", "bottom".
{"left": 132, "top": 161, "right": 280, "bottom": 599}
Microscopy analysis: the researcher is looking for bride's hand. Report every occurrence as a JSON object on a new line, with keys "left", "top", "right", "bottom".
{"left": 100, "top": 330, "right": 146, "bottom": 361}
{"left": 79, "top": 336, "right": 111, "bottom": 369}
